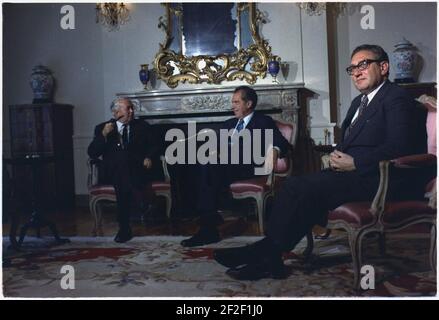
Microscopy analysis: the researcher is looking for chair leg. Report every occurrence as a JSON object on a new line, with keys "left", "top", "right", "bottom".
{"left": 90, "top": 197, "right": 98, "bottom": 237}
{"left": 347, "top": 230, "right": 363, "bottom": 291}
{"left": 378, "top": 232, "right": 386, "bottom": 256}
{"left": 90, "top": 197, "right": 103, "bottom": 237}
{"left": 430, "top": 222, "right": 436, "bottom": 273}
{"left": 255, "top": 198, "right": 264, "bottom": 235}
{"left": 96, "top": 203, "right": 104, "bottom": 236}
{"left": 302, "top": 231, "right": 314, "bottom": 260}
{"left": 164, "top": 194, "right": 172, "bottom": 219}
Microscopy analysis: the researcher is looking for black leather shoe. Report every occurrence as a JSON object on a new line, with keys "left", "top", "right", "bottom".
{"left": 180, "top": 228, "right": 221, "bottom": 247}
{"left": 213, "top": 245, "right": 258, "bottom": 268}
{"left": 114, "top": 228, "right": 133, "bottom": 243}
{"left": 225, "top": 257, "right": 286, "bottom": 281}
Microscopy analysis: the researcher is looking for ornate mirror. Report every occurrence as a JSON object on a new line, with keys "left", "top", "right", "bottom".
{"left": 154, "top": 3, "right": 277, "bottom": 88}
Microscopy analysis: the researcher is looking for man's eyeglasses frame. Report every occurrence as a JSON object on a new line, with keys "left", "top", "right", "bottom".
{"left": 346, "top": 59, "right": 384, "bottom": 76}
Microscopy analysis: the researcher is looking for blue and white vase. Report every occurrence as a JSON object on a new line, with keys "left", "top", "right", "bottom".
{"left": 139, "top": 64, "right": 150, "bottom": 90}
{"left": 393, "top": 38, "right": 417, "bottom": 83}
{"left": 30, "top": 65, "right": 55, "bottom": 103}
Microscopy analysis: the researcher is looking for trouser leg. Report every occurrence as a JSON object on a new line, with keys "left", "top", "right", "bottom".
{"left": 197, "top": 164, "right": 224, "bottom": 227}
{"left": 197, "top": 164, "right": 254, "bottom": 228}
{"left": 266, "top": 170, "right": 377, "bottom": 252}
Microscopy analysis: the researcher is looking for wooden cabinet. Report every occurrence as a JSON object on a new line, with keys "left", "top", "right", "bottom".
{"left": 9, "top": 104, "right": 75, "bottom": 210}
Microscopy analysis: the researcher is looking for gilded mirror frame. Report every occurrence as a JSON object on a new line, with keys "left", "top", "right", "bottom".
{"left": 154, "top": 3, "right": 276, "bottom": 88}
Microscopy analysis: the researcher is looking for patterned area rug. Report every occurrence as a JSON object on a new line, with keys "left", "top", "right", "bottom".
{"left": 2, "top": 233, "right": 436, "bottom": 297}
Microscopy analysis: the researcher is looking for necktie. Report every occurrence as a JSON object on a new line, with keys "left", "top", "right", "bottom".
{"left": 236, "top": 119, "right": 245, "bottom": 133}
{"left": 345, "top": 95, "right": 368, "bottom": 139}
{"left": 122, "top": 124, "right": 128, "bottom": 149}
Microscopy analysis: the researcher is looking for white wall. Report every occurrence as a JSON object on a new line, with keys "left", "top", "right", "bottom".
{"left": 336, "top": 2, "right": 437, "bottom": 122}
{"left": 300, "top": 9, "right": 332, "bottom": 144}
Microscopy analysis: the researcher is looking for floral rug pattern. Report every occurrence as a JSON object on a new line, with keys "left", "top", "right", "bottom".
{"left": 2, "top": 234, "right": 436, "bottom": 298}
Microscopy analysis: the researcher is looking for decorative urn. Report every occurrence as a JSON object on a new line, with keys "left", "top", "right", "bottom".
{"left": 30, "top": 65, "right": 55, "bottom": 103}
{"left": 139, "top": 64, "right": 150, "bottom": 90}
{"left": 393, "top": 38, "right": 417, "bottom": 83}
{"left": 268, "top": 58, "right": 281, "bottom": 83}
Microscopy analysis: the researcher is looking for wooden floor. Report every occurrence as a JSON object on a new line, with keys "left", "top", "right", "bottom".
{"left": 2, "top": 203, "right": 262, "bottom": 239}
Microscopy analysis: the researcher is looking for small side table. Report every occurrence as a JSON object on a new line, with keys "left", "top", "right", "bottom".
{"left": 4, "top": 156, "right": 70, "bottom": 249}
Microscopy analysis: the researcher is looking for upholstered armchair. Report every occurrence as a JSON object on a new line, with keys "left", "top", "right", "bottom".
{"left": 229, "top": 120, "right": 296, "bottom": 234}
{"left": 304, "top": 96, "right": 437, "bottom": 290}
{"left": 88, "top": 156, "right": 172, "bottom": 236}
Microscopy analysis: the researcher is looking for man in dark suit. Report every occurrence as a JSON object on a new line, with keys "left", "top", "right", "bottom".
{"left": 181, "top": 86, "right": 291, "bottom": 247}
{"left": 213, "top": 44, "right": 434, "bottom": 280}
{"left": 88, "top": 98, "right": 158, "bottom": 243}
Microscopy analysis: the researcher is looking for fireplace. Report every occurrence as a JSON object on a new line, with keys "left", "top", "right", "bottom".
{"left": 117, "top": 84, "right": 318, "bottom": 216}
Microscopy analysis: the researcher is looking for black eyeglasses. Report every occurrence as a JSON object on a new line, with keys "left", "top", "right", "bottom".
{"left": 346, "top": 59, "right": 383, "bottom": 75}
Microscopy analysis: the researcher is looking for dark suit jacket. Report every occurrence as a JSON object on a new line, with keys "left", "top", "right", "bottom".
{"left": 220, "top": 112, "right": 291, "bottom": 178}
{"left": 88, "top": 118, "right": 159, "bottom": 187}
{"left": 336, "top": 80, "right": 427, "bottom": 175}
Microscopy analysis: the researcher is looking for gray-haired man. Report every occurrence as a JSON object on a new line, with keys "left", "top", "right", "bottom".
{"left": 88, "top": 98, "right": 159, "bottom": 242}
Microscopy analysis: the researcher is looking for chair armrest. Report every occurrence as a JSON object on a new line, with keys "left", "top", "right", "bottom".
{"left": 391, "top": 154, "right": 437, "bottom": 168}
{"left": 371, "top": 156, "right": 437, "bottom": 220}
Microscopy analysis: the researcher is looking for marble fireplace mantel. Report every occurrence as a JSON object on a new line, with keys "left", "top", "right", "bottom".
{"left": 117, "top": 83, "right": 320, "bottom": 173}
{"left": 117, "top": 83, "right": 306, "bottom": 127}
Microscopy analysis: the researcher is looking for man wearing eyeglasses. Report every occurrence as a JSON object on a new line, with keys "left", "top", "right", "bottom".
{"left": 212, "top": 44, "right": 432, "bottom": 280}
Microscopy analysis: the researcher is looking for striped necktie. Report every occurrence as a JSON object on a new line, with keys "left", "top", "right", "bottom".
{"left": 344, "top": 95, "right": 368, "bottom": 139}
{"left": 236, "top": 119, "right": 245, "bottom": 133}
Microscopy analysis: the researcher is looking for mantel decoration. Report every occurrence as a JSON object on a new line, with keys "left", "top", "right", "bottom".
{"left": 95, "top": 3, "right": 130, "bottom": 31}
{"left": 268, "top": 58, "right": 281, "bottom": 83}
{"left": 29, "top": 65, "right": 55, "bottom": 103}
{"left": 392, "top": 38, "right": 418, "bottom": 83}
{"left": 153, "top": 3, "right": 279, "bottom": 88}
{"left": 139, "top": 64, "right": 150, "bottom": 90}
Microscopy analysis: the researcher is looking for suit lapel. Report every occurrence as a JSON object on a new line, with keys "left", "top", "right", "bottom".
{"left": 245, "top": 112, "right": 258, "bottom": 130}
{"left": 343, "top": 81, "right": 390, "bottom": 145}
{"left": 128, "top": 121, "right": 134, "bottom": 145}
{"left": 342, "top": 97, "right": 362, "bottom": 134}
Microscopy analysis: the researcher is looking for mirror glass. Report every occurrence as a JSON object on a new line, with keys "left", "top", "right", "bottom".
{"left": 182, "top": 3, "right": 237, "bottom": 56}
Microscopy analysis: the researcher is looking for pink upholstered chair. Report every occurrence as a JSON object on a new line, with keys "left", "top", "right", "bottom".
{"left": 88, "top": 156, "right": 172, "bottom": 236}
{"left": 229, "top": 120, "right": 296, "bottom": 234}
{"left": 305, "top": 97, "right": 437, "bottom": 290}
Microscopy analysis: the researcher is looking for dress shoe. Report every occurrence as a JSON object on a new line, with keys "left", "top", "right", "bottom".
{"left": 114, "top": 228, "right": 133, "bottom": 243}
{"left": 180, "top": 228, "right": 221, "bottom": 247}
{"left": 213, "top": 238, "right": 278, "bottom": 268}
{"left": 213, "top": 245, "right": 258, "bottom": 268}
{"left": 225, "top": 256, "right": 286, "bottom": 281}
